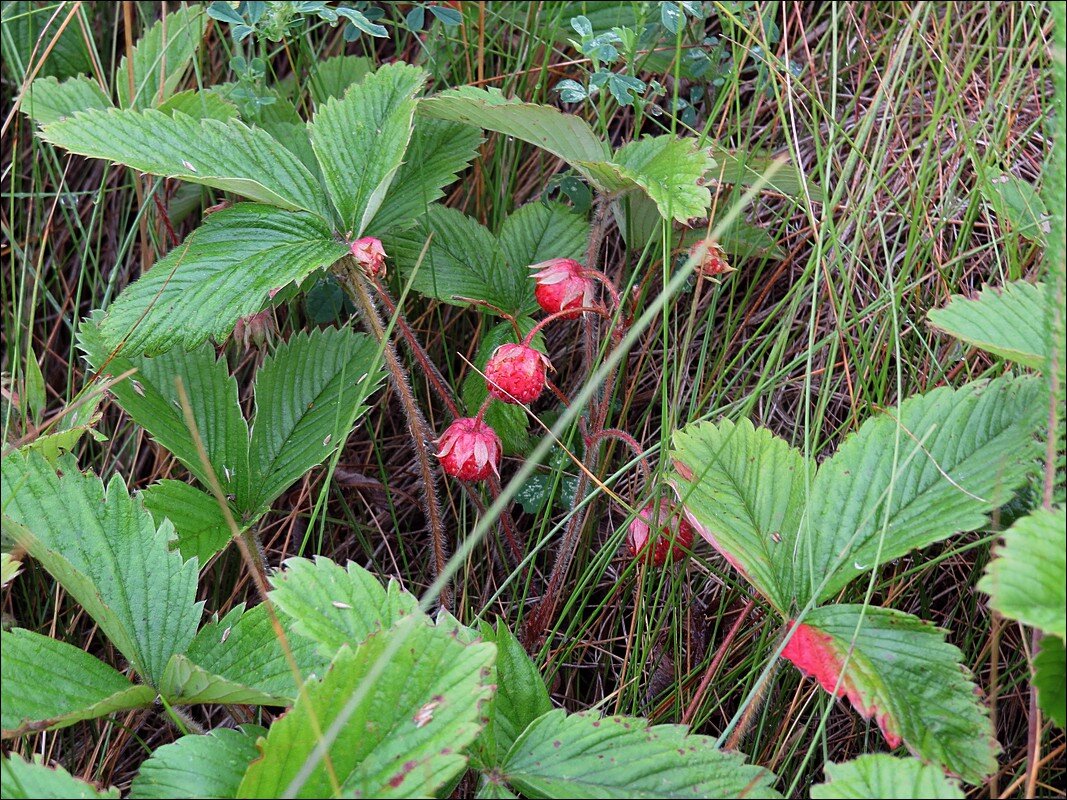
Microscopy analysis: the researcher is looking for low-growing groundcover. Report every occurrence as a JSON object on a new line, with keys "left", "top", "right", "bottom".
{"left": 1, "top": 2, "right": 1064, "bottom": 798}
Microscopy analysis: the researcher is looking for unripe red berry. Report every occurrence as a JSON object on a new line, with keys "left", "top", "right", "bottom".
{"left": 350, "top": 236, "right": 387, "bottom": 277}
{"left": 626, "top": 500, "right": 694, "bottom": 565}
{"left": 484, "top": 343, "right": 551, "bottom": 404}
{"left": 690, "top": 239, "right": 734, "bottom": 278}
{"left": 435, "top": 417, "right": 502, "bottom": 481}
{"left": 531, "top": 258, "right": 592, "bottom": 317}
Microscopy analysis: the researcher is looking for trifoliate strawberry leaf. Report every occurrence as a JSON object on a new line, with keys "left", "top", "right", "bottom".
{"left": 1, "top": 628, "right": 155, "bottom": 737}
{"left": 810, "top": 755, "right": 963, "bottom": 799}
{"left": 781, "top": 605, "right": 997, "bottom": 784}
{"left": 129, "top": 726, "right": 263, "bottom": 799}
{"left": 0, "top": 753, "right": 118, "bottom": 799}
{"left": 115, "top": 5, "right": 205, "bottom": 109}
{"left": 499, "top": 709, "right": 781, "bottom": 798}
{"left": 141, "top": 480, "right": 232, "bottom": 564}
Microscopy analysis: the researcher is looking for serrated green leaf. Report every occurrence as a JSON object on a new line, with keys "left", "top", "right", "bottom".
{"left": 90, "top": 203, "right": 346, "bottom": 354}
{"left": 237, "top": 619, "right": 496, "bottom": 798}
{"left": 669, "top": 418, "right": 809, "bottom": 615}
{"left": 156, "top": 89, "right": 238, "bottom": 121}
{"left": 500, "top": 709, "right": 781, "bottom": 799}
{"left": 1034, "top": 637, "right": 1066, "bottom": 728}
{"left": 981, "top": 171, "right": 1049, "bottom": 245}
{"left": 1, "top": 628, "right": 155, "bottom": 737}
{"left": 245, "top": 327, "right": 386, "bottom": 517}
{"left": 782, "top": 605, "right": 997, "bottom": 784}
{"left": 23, "top": 75, "right": 112, "bottom": 126}
{"left": 308, "top": 54, "right": 374, "bottom": 105}
{"left": 268, "top": 556, "right": 421, "bottom": 657}
{"left": 0, "top": 753, "right": 118, "bottom": 799}
{"left": 928, "top": 281, "right": 1049, "bottom": 369}
{"left": 0, "top": 451, "right": 202, "bottom": 686}
{"left": 130, "top": 726, "right": 262, "bottom": 799}
{"left": 142, "top": 480, "right": 232, "bottom": 563}
{"left": 19, "top": 418, "right": 102, "bottom": 466}
{"left": 810, "top": 755, "right": 963, "bottom": 799}
{"left": 39, "top": 109, "right": 333, "bottom": 218}
{"left": 116, "top": 5, "right": 204, "bottom": 109}
{"left": 366, "top": 117, "right": 482, "bottom": 235}
{"left": 978, "top": 506, "right": 1066, "bottom": 640}
{"left": 799, "top": 376, "right": 1043, "bottom": 605}
{"left": 309, "top": 63, "right": 425, "bottom": 235}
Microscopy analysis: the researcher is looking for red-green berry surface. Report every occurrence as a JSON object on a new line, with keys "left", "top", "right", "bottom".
{"left": 530, "top": 258, "right": 591, "bottom": 317}
{"left": 436, "top": 417, "right": 502, "bottom": 481}
{"left": 626, "top": 500, "right": 694, "bottom": 565}
{"left": 485, "top": 343, "right": 550, "bottom": 404}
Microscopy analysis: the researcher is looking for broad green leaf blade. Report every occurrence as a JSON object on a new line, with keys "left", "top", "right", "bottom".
{"left": 0, "top": 754, "right": 118, "bottom": 799}
{"left": 366, "top": 117, "right": 482, "bottom": 235}
{"left": 418, "top": 86, "right": 609, "bottom": 171}
{"left": 116, "top": 5, "right": 205, "bottom": 109}
{"left": 781, "top": 605, "right": 997, "bottom": 784}
{"left": 80, "top": 319, "right": 250, "bottom": 503}
{"left": 501, "top": 709, "right": 781, "bottom": 799}
{"left": 157, "top": 89, "right": 239, "bottom": 122}
{"left": 129, "top": 727, "right": 262, "bottom": 800}
{"left": 24, "top": 75, "right": 112, "bottom": 126}
{"left": 810, "top": 755, "right": 963, "bottom": 799}
{"left": 800, "top": 376, "right": 1043, "bottom": 605}
{"left": 1, "top": 451, "right": 202, "bottom": 686}
{"left": 978, "top": 506, "right": 1066, "bottom": 640}
{"left": 1, "top": 628, "right": 155, "bottom": 737}
{"left": 142, "top": 480, "right": 232, "bottom": 564}
{"left": 497, "top": 200, "right": 589, "bottom": 314}
{"left": 981, "top": 171, "right": 1049, "bottom": 245}
{"left": 308, "top": 54, "right": 373, "bottom": 105}
{"left": 89, "top": 203, "right": 347, "bottom": 355}
{"left": 237, "top": 619, "right": 496, "bottom": 798}
{"left": 309, "top": 63, "right": 425, "bottom": 235}
{"left": 245, "top": 327, "right": 386, "bottom": 516}
{"left": 38, "top": 109, "right": 333, "bottom": 218}
{"left": 267, "top": 556, "right": 420, "bottom": 657}
{"left": 385, "top": 204, "right": 523, "bottom": 313}
{"left": 928, "top": 281, "right": 1049, "bottom": 369}
{"left": 1, "top": 1, "right": 94, "bottom": 81}
{"left": 160, "top": 604, "right": 328, "bottom": 706}
{"left": 1034, "top": 637, "right": 1066, "bottom": 728}
{"left": 669, "top": 418, "right": 809, "bottom": 615}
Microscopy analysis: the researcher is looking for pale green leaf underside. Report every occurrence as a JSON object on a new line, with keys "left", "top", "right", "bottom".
{"left": 501, "top": 709, "right": 781, "bottom": 799}
{"left": 1, "top": 451, "right": 201, "bottom": 686}
{"left": 928, "top": 281, "right": 1049, "bottom": 369}
{"left": 93, "top": 203, "right": 347, "bottom": 355}
{"left": 237, "top": 620, "right": 496, "bottom": 798}
{"left": 142, "top": 480, "right": 232, "bottom": 564}
{"left": 267, "top": 556, "right": 421, "bottom": 657}
{"left": 1, "top": 628, "right": 155, "bottom": 736}
{"left": 978, "top": 506, "right": 1066, "bottom": 640}
{"left": 0, "top": 754, "right": 119, "bottom": 799}
{"left": 787, "top": 605, "right": 997, "bottom": 784}
{"left": 670, "top": 417, "right": 809, "bottom": 615}
{"left": 309, "top": 62, "right": 425, "bottom": 235}
{"left": 24, "top": 74, "right": 112, "bottom": 126}
{"left": 129, "top": 727, "right": 262, "bottom": 800}
{"left": 39, "top": 108, "right": 332, "bottom": 218}
{"left": 801, "top": 376, "right": 1042, "bottom": 605}
{"left": 116, "top": 5, "right": 204, "bottom": 109}
{"left": 811, "top": 755, "right": 963, "bottom": 799}
{"left": 1034, "top": 637, "right": 1066, "bottom": 729}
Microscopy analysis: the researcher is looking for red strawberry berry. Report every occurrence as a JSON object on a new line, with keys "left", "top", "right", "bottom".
{"left": 436, "top": 417, "right": 502, "bottom": 481}
{"left": 627, "top": 500, "right": 694, "bottom": 565}
{"left": 350, "top": 236, "right": 387, "bottom": 277}
{"left": 531, "top": 258, "right": 592, "bottom": 317}
{"left": 485, "top": 343, "right": 551, "bottom": 404}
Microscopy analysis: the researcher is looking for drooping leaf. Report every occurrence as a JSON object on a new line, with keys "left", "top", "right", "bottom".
{"left": 142, "top": 480, "right": 232, "bottom": 564}
{"left": 244, "top": 327, "right": 386, "bottom": 517}
{"left": 38, "top": 108, "right": 333, "bottom": 218}
{"left": 23, "top": 75, "right": 112, "bottom": 126}
{"left": 1, "top": 628, "right": 155, "bottom": 737}
{"left": 267, "top": 556, "right": 421, "bottom": 657}
{"left": 0, "top": 452, "right": 202, "bottom": 687}
{"left": 978, "top": 506, "right": 1066, "bottom": 640}
{"left": 669, "top": 418, "right": 809, "bottom": 615}
{"left": 308, "top": 54, "right": 374, "bottom": 105}
{"left": 116, "top": 5, "right": 205, "bottom": 109}
{"left": 1034, "top": 637, "right": 1066, "bottom": 729}
{"left": 928, "top": 281, "right": 1049, "bottom": 369}
{"left": 366, "top": 117, "right": 482, "bottom": 235}
{"left": 499, "top": 709, "right": 781, "bottom": 799}
{"left": 798, "top": 376, "right": 1042, "bottom": 605}
{"left": 237, "top": 618, "right": 496, "bottom": 798}
{"left": 90, "top": 203, "right": 346, "bottom": 354}
{"left": 129, "top": 726, "right": 262, "bottom": 800}
{"left": 781, "top": 605, "right": 997, "bottom": 784}
{"left": 810, "top": 755, "right": 963, "bottom": 799}
{"left": 0, "top": 753, "right": 118, "bottom": 799}
{"left": 309, "top": 62, "right": 425, "bottom": 235}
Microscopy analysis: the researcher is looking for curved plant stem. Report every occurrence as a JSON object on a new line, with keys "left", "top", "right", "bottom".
{"left": 339, "top": 260, "right": 452, "bottom": 611}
